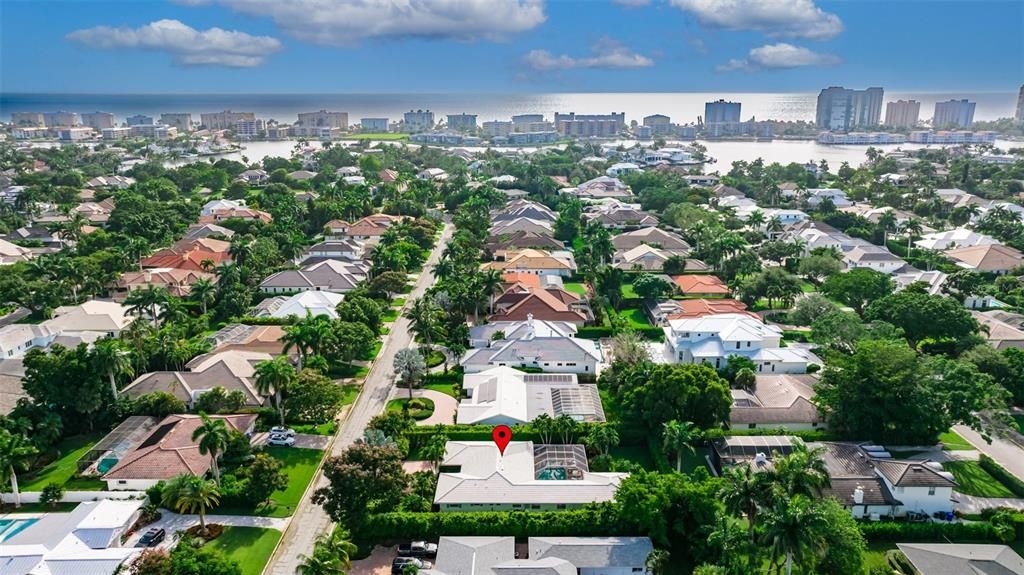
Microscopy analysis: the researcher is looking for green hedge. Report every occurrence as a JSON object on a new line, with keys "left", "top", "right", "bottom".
{"left": 979, "top": 454, "right": 1024, "bottom": 497}
{"left": 233, "top": 316, "right": 295, "bottom": 326}
{"left": 359, "top": 508, "right": 625, "bottom": 541}
{"left": 781, "top": 330, "right": 809, "bottom": 342}
{"left": 577, "top": 327, "right": 613, "bottom": 339}
{"left": 405, "top": 422, "right": 649, "bottom": 450}
{"left": 711, "top": 428, "right": 839, "bottom": 442}
{"left": 857, "top": 520, "right": 998, "bottom": 542}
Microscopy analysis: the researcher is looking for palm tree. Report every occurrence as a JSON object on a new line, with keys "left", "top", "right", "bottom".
{"left": 298, "top": 527, "right": 358, "bottom": 575}
{"left": 0, "top": 430, "right": 38, "bottom": 508}
{"left": 406, "top": 297, "right": 442, "bottom": 351}
{"left": 165, "top": 474, "right": 220, "bottom": 535}
{"left": 422, "top": 432, "right": 448, "bottom": 473}
{"left": 877, "top": 211, "right": 898, "bottom": 246}
{"left": 254, "top": 356, "right": 296, "bottom": 426}
{"left": 746, "top": 209, "right": 766, "bottom": 230}
{"left": 91, "top": 337, "right": 134, "bottom": 399}
{"left": 191, "top": 414, "right": 231, "bottom": 485}
{"left": 770, "top": 443, "right": 830, "bottom": 498}
{"left": 903, "top": 218, "right": 924, "bottom": 254}
{"left": 662, "top": 420, "right": 698, "bottom": 473}
{"left": 190, "top": 278, "right": 216, "bottom": 315}
{"left": 583, "top": 423, "right": 620, "bottom": 456}
{"left": 124, "top": 285, "right": 168, "bottom": 327}
{"left": 393, "top": 348, "right": 426, "bottom": 400}
{"left": 479, "top": 269, "right": 504, "bottom": 315}
{"left": 760, "top": 496, "right": 827, "bottom": 575}
{"left": 720, "top": 465, "right": 769, "bottom": 543}
{"left": 282, "top": 312, "right": 333, "bottom": 370}
{"left": 552, "top": 414, "right": 579, "bottom": 444}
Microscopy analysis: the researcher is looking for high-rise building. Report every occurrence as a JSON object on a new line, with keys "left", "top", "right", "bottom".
{"left": 160, "top": 113, "right": 193, "bottom": 132}
{"left": 815, "top": 87, "right": 884, "bottom": 131}
{"left": 704, "top": 100, "right": 741, "bottom": 124}
{"left": 126, "top": 114, "right": 153, "bottom": 127}
{"left": 554, "top": 112, "right": 625, "bottom": 131}
{"left": 81, "top": 112, "right": 115, "bottom": 130}
{"left": 933, "top": 99, "right": 976, "bottom": 129}
{"left": 200, "top": 110, "right": 256, "bottom": 130}
{"left": 884, "top": 100, "right": 920, "bottom": 128}
{"left": 296, "top": 110, "right": 348, "bottom": 129}
{"left": 483, "top": 120, "right": 513, "bottom": 137}
{"left": 360, "top": 118, "right": 389, "bottom": 132}
{"left": 43, "top": 111, "right": 81, "bottom": 127}
{"left": 643, "top": 114, "right": 672, "bottom": 136}
{"left": 446, "top": 113, "right": 478, "bottom": 131}
{"left": 11, "top": 112, "right": 45, "bottom": 126}
{"left": 1016, "top": 85, "right": 1024, "bottom": 125}
{"left": 557, "top": 119, "right": 620, "bottom": 137}
{"left": 403, "top": 110, "right": 435, "bottom": 132}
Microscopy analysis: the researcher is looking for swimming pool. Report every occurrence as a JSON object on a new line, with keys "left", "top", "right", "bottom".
{"left": 0, "top": 518, "right": 38, "bottom": 542}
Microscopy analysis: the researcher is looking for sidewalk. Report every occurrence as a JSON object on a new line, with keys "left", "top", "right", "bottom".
{"left": 953, "top": 493, "right": 1024, "bottom": 514}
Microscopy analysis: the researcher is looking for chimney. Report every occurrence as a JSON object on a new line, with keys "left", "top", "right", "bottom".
{"left": 853, "top": 486, "right": 864, "bottom": 504}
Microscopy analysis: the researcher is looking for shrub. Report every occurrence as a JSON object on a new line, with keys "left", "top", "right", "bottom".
{"left": 979, "top": 454, "right": 1024, "bottom": 497}
{"left": 40, "top": 482, "right": 64, "bottom": 508}
{"left": 359, "top": 507, "right": 624, "bottom": 541}
{"left": 184, "top": 523, "right": 225, "bottom": 541}
{"left": 577, "top": 327, "right": 613, "bottom": 339}
{"left": 145, "top": 481, "right": 166, "bottom": 505}
{"left": 857, "top": 520, "right": 999, "bottom": 542}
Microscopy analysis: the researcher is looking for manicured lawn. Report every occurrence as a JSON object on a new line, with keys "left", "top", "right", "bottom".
{"left": 381, "top": 327, "right": 391, "bottom": 335}
{"left": 220, "top": 447, "right": 324, "bottom": 517}
{"left": 943, "top": 461, "right": 1016, "bottom": 498}
{"left": 619, "top": 308, "right": 652, "bottom": 328}
{"left": 424, "top": 350, "right": 445, "bottom": 368}
{"left": 391, "top": 298, "right": 406, "bottom": 308}
{"left": 382, "top": 309, "right": 399, "bottom": 322}
{"left": 387, "top": 398, "right": 435, "bottom": 420}
{"left": 330, "top": 363, "right": 369, "bottom": 379}
{"left": 564, "top": 282, "right": 587, "bottom": 295}
{"left": 620, "top": 283, "right": 638, "bottom": 299}
{"left": 422, "top": 371, "right": 461, "bottom": 397}
{"left": 939, "top": 430, "right": 974, "bottom": 451}
{"left": 339, "top": 383, "right": 360, "bottom": 406}
{"left": 290, "top": 422, "right": 337, "bottom": 436}
{"left": 20, "top": 433, "right": 102, "bottom": 492}
{"left": 360, "top": 340, "right": 383, "bottom": 361}
{"left": 343, "top": 133, "right": 409, "bottom": 141}
{"left": 205, "top": 526, "right": 282, "bottom": 575}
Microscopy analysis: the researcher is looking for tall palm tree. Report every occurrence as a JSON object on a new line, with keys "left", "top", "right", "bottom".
{"left": 393, "top": 348, "right": 426, "bottom": 400}
{"left": 662, "top": 420, "right": 698, "bottom": 473}
{"left": 190, "top": 278, "right": 216, "bottom": 315}
{"left": 479, "top": 269, "right": 505, "bottom": 315}
{"left": 0, "top": 430, "right": 38, "bottom": 508}
{"left": 760, "top": 496, "right": 827, "bottom": 575}
{"left": 91, "top": 337, "right": 134, "bottom": 399}
{"left": 720, "top": 465, "right": 769, "bottom": 543}
{"left": 165, "top": 474, "right": 220, "bottom": 535}
{"left": 644, "top": 550, "right": 670, "bottom": 575}
{"left": 903, "top": 218, "right": 924, "bottom": 254}
{"left": 746, "top": 209, "right": 766, "bottom": 230}
{"left": 877, "top": 210, "right": 898, "bottom": 246}
{"left": 124, "top": 285, "right": 169, "bottom": 327}
{"left": 254, "top": 356, "right": 296, "bottom": 426}
{"left": 191, "top": 414, "right": 231, "bottom": 485}
{"left": 422, "top": 432, "right": 449, "bottom": 473}
{"left": 406, "top": 297, "right": 442, "bottom": 351}
{"left": 771, "top": 443, "right": 830, "bottom": 499}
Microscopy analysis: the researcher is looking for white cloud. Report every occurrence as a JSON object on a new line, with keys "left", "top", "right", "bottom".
{"left": 670, "top": 0, "right": 843, "bottom": 40}
{"left": 716, "top": 42, "right": 840, "bottom": 71}
{"left": 524, "top": 38, "right": 654, "bottom": 71}
{"left": 66, "top": 19, "right": 281, "bottom": 67}
{"left": 179, "top": 0, "right": 546, "bottom": 45}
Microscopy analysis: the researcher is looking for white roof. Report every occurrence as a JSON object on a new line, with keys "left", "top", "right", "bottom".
{"left": 44, "top": 300, "right": 133, "bottom": 333}
{"left": 667, "top": 313, "right": 780, "bottom": 343}
{"left": 268, "top": 291, "right": 344, "bottom": 319}
{"left": 469, "top": 320, "right": 577, "bottom": 342}
{"left": 457, "top": 366, "right": 601, "bottom": 425}
{"left": 435, "top": 441, "right": 626, "bottom": 505}
{"left": 200, "top": 198, "right": 245, "bottom": 215}
{"left": 915, "top": 228, "right": 999, "bottom": 251}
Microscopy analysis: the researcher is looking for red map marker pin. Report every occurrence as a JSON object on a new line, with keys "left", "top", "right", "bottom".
{"left": 492, "top": 425, "right": 512, "bottom": 455}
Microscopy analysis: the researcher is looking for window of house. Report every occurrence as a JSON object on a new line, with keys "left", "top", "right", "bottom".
{"left": 736, "top": 342, "right": 741, "bottom": 349}
{"left": 531, "top": 504, "right": 541, "bottom": 509}
{"left": 556, "top": 504, "right": 567, "bottom": 510}
{"left": 928, "top": 487, "right": 936, "bottom": 495}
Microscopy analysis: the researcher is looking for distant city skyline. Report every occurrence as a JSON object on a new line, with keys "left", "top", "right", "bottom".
{"left": 1, "top": 0, "right": 1021, "bottom": 94}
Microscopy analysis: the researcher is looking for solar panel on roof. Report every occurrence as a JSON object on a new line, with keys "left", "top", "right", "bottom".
{"left": 138, "top": 422, "right": 179, "bottom": 449}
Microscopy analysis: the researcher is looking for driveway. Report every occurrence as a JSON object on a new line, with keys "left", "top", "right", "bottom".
{"left": 954, "top": 425, "right": 1024, "bottom": 481}
{"left": 252, "top": 432, "right": 331, "bottom": 450}
{"left": 954, "top": 493, "right": 1024, "bottom": 514}
{"left": 124, "top": 510, "right": 290, "bottom": 550}
{"left": 351, "top": 545, "right": 398, "bottom": 575}
{"left": 391, "top": 389, "right": 457, "bottom": 426}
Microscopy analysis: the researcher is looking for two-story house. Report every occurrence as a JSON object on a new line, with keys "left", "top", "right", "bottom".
{"left": 663, "top": 313, "right": 816, "bottom": 373}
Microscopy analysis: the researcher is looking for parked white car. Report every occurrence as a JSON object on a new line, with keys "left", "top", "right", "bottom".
{"left": 271, "top": 426, "right": 296, "bottom": 437}
{"left": 267, "top": 434, "right": 295, "bottom": 447}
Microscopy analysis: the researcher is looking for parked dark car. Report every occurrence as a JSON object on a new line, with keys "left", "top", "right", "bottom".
{"left": 137, "top": 527, "right": 166, "bottom": 547}
{"left": 398, "top": 541, "right": 438, "bottom": 558}
{"left": 392, "top": 557, "right": 432, "bottom": 574}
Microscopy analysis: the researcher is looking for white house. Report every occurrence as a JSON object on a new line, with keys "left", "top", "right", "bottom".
{"left": 200, "top": 198, "right": 246, "bottom": 216}
{"left": 423, "top": 537, "right": 654, "bottom": 575}
{"left": 0, "top": 500, "right": 145, "bottom": 575}
{"left": 417, "top": 168, "right": 448, "bottom": 181}
{"left": 253, "top": 291, "right": 345, "bottom": 319}
{"left": 0, "top": 324, "right": 56, "bottom": 359}
{"left": 843, "top": 245, "right": 907, "bottom": 273}
{"left": 605, "top": 162, "right": 642, "bottom": 177}
{"left": 804, "top": 188, "right": 853, "bottom": 208}
{"left": 456, "top": 366, "right": 604, "bottom": 425}
{"left": 663, "top": 314, "right": 817, "bottom": 374}
{"left": 237, "top": 169, "right": 269, "bottom": 186}
{"left": 915, "top": 228, "right": 999, "bottom": 251}
{"left": 462, "top": 321, "right": 603, "bottom": 375}
{"left": 763, "top": 208, "right": 809, "bottom": 227}
{"left": 435, "top": 441, "right": 626, "bottom": 511}
{"left": 469, "top": 319, "right": 579, "bottom": 347}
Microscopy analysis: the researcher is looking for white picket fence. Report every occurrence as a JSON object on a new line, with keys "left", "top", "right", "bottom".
{"left": 2, "top": 490, "right": 145, "bottom": 504}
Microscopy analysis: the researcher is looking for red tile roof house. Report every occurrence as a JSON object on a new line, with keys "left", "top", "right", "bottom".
{"left": 141, "top": 238, "right": 232, "bottom": 272}
{"left": 490, "top": 285, "right": 588, "bottom": 326}
{"left": 671, "top": 275, "right": 731, "bottom": 297}
{"left": 103, "top": 413, "right": 256, "bottom": 490}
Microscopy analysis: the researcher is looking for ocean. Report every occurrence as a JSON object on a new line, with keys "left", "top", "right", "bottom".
{"left": 0, "top": 91, "right": 1018, "bottom": 125}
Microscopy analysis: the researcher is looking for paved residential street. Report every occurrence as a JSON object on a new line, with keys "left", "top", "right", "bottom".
{"left": 954, "top": 424, "right": 1024, "bottom": 482}
{"left": 266, "top": 223, "right": 452, "bottom": 575}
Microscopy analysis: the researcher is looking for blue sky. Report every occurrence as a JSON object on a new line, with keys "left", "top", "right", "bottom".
{"left": 1, "top": 0, "right": 1021, "bottom": 93}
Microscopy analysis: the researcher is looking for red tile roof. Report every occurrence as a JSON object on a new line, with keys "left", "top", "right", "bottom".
{"left": 666, "top": 299, "right": 757, "bottom": 320}
{"left": 671, "top": 275, "right": 730, "bottom": 295}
